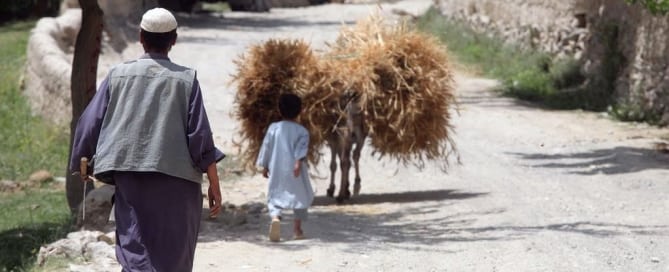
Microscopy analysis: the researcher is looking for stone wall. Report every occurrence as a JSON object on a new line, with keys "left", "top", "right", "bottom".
{"left": 435, "top": 0, "right": 587, "bottom": 60}
{"left": 436, "top": 0, "right": 669, "bottom": 124}
{"left": 23, "top": 9, "right": 81, "bottom": 125}
{"left": 24, "top": 0, "right": 150, "bottom": 125}
{"left": 583, "top": 0, "right": 669, "bottom": 123}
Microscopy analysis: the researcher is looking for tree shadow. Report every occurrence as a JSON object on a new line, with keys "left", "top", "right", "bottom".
{"left": 199, "top": 188, "right": 668, "bottom": 254}
{"left": 454, "top": 221, "right": 669, "bottom": 237}
{"left": 509, "top": 146, "right": 669, "bottom": 175}
{"left": 199, "top": 189, "right": 499, "bottom": 252}
{"left": 457, "top": 83, "right": 566, "bottom": 113}
{"left": 172, "top": 12, "right": 355, "bottom": 46}
{"left": 313, "top": 189, "right": 487, "bottom": 206}
{"left": 0, "top": 222, "right": 71, "bottom": 271}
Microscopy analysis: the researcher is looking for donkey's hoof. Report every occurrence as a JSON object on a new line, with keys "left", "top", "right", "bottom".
{"left": 343, "top": 190, "right": 352, "bottom": 199}
{"left": 353, "top": 184, "right": 361, "bottom": 196}
{"left": 335, "top": 196, "right": 346, "bottom": 204}
{"left": 326, "top": 188, "right": 335, "bottom": 198}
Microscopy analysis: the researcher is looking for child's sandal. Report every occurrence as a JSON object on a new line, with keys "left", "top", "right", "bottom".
{"left": 269, "top": 218, "right": 281, "bottom": 242}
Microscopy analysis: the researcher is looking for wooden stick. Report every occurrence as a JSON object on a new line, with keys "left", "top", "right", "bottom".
{"left": 80, "top": 157, "right": 88, "bottom": 224}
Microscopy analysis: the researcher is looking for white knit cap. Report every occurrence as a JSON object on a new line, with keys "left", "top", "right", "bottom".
{"left": 140, "top": 8, "right": 177, "bottom": 33}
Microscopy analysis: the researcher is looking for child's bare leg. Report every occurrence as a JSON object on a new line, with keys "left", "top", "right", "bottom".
{"left": 293, "top": 209, "right": 307, "bottom": 239}
{"left": 294, "top": 219, "right": 303, "bottom": 236}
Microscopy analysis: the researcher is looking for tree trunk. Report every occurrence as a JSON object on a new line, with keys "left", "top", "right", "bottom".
{"left": 66, "top": 0, "right": 103, "bottom": 215}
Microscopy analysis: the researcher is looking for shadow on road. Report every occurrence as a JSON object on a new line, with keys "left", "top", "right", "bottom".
{"left": 198, "top": 186, "right": 668, "bottom": 254}
{"left": 509, "top": 146, "right": 669, "bottom": 175}
{"left": 312, "top": 189, "right": 487, "bottom": 206}
{"left": 175, "top": 12, "right": 355, "bottom": 32}
{"left": 451, "top": 221, "right": 669, "bottom": 237}
{"left": 457, "top": 85, "right": 560, "bottom": 112}
{"left": 172, "top": 12, "right": 355, "bottom": 46}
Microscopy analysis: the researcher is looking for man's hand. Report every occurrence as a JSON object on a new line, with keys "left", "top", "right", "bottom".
{"left": 208, "top": 182, "right": 222, "bottom": 218}
{"left": 262, "top": 168, "right": 269, "bottom": 178}
{"left": 206, "top": 163, "right": 222, "bottom": 219}
{"left": 293, "top": 160, "right": 301, "bottom": 178}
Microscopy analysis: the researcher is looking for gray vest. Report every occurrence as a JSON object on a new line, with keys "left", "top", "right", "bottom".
{"left": 94, "top": 58, "right": 203, "bottom": 183}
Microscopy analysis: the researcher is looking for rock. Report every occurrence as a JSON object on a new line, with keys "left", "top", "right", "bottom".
{"left": 67, "top": 230, "right": 104, "bottom": 244}
{"left": 241, "top": 202, "right": 266, "bottom": 215}
{"left": 574, "top": 12, "right": 587, "bottom": 28}
{"left": 225, "top": 202, "right": 237, "bottom": 210}
{"left": 36, "top": 230, "right": 121, "bottom": 270}
{"left": 97, "top": 233, "right": 115, "bottom": 245}
{"left": 480, "top": 15, "right": 491, "bottom": 26}
{"left": 37, "top": 231, "right": 100, "bottom": 265}
{"left": 29, "top": 170, "right": 53, "bottom": 184}
{"left": 78, "top": 185, "right": 115, "bottom": 231}
{"left": 230, "top": 210, "right": 248, "bottom": 226}
{"left": 651, "top": 257, "right": 660, "bottom": 263}
{"left": 83, "top": 241, "right": 116, "bottom": 262}
{"left": 0, "top": 180, "right": 21, "bottom": 192}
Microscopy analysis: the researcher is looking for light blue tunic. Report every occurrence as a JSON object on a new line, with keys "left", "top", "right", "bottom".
{"left": 256, "top": 121, "right": 314, "bottom": 210}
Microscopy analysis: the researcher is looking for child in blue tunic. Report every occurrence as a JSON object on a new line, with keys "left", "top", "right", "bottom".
{"left": 256, "top": 93, "right": 314, "bottom": 242}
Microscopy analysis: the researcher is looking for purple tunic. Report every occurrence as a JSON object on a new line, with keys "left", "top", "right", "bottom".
{"left": 69, "top": 54, "right": 223, "bottom": 272}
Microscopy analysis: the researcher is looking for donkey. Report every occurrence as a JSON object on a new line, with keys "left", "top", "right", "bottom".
{"left": 325, "top": 93, "right": 368, "bottom": 203}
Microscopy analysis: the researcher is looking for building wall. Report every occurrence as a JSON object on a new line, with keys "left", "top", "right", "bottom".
{"left": 437, "top": 0, "right": 669, "bottom": 123}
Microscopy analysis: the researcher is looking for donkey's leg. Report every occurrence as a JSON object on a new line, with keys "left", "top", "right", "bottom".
{"left": 326, "top": 141, "right": 337, "bottom": 198}
{"left": 352, "top": 140, "right": 363, "bottom": 196}
{"left": 351, "top": 107, "right": 367, "bottom": 197}
{"left": 336, "top": 135, "right": 352, "bottom": 203}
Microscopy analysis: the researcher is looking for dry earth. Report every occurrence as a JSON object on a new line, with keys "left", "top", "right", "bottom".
{"left": 93, "top": 1, "right": 669, "bottom": 271}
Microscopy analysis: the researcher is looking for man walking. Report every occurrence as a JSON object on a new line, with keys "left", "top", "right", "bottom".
{"left": 70, "top": 8, "right": 224, "bottom": 271}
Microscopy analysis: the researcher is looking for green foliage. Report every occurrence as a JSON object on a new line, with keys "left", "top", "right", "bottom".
{"left": 0, "top": 190, "right": 71, "bottom": 272}
{"left": 0, "top": 20, "right": 71, "bottom": 272}
{"left": 0, "top": 21, "right": 69, "bottom": 181}
{"left": 0, "top": 0, "right": 61, "bottom": 23}
{"left": 626, "top": 0, "right": 669, "bottom": 15}
{"left": 608, "top": 103, "right": 661, "bottom": 123}
{"left": 416, "top": 8, "right": 590, "bottom": 109}
{"left": 201, "top": 1, "right": 231, "bottom": 13}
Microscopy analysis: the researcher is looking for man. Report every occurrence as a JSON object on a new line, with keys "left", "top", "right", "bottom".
{"left": 70, "top": 8, "right": 224, "bottom": 271}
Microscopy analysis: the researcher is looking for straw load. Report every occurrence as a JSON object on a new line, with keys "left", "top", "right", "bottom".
{"left": 232, "top": 14, "right": 457, "bottom": 172}
{"left": 231, "top": 39, "right": 342, "bottom": 171}
{"left": 329, "top": 15, "right": 457, "bottom": 169}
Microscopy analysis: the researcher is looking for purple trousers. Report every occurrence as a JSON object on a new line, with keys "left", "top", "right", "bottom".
{"left": 113, "top": 172, "right": 202, "bottom": 272}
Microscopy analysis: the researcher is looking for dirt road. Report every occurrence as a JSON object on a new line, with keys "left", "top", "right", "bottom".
{"left": 162, "top": 1, "right": 669, "bottom": 271}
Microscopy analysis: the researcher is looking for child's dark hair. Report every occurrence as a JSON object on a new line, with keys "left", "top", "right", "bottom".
{"left": 278, "top": 93, "right": 302, "bottom": 119}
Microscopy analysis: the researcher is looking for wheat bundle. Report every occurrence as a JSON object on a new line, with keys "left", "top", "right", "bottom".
{"left": 332, "top": 16, "right": 458, "bottom": 169}
{"left": 232, "top": 39, "right": 340, "bottom": 171}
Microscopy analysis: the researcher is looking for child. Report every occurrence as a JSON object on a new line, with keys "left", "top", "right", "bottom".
{"left": 256, "top": 93, "right": 314, "bottom": 242}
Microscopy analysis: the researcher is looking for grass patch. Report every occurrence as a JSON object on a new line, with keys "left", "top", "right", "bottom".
{"left": 417, "top": 8, "right": 597, "bottom": 110}
{"left": 0, "top": 20, "right": 72, "bottom": 272}
{"left": 0, "top": 189, "right": 71, "bottom": 272}
{"left": 0, "top": 20, "right": 69, "bottom": 181}
{"left": 201, "top": 1, "right": 231, "bottom": 13}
